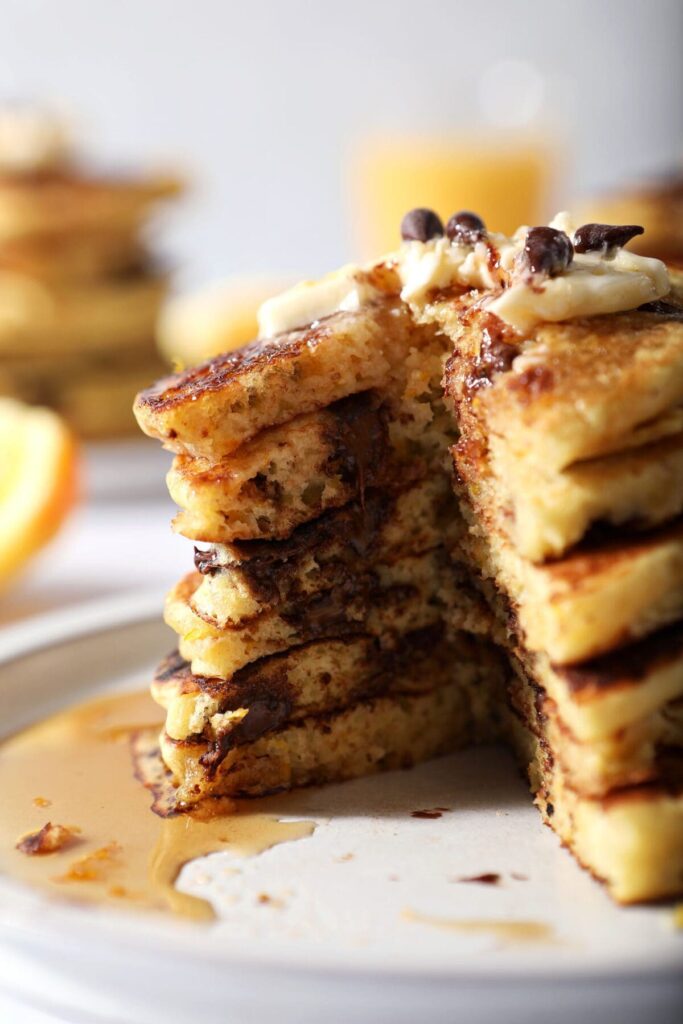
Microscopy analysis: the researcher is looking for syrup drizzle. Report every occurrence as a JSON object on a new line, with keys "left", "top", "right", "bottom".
{"left": 0, "top": 689, "right": 314, "bottom": 920}
{"left": 402, "top": 908, "right": 553, "bottom": 944}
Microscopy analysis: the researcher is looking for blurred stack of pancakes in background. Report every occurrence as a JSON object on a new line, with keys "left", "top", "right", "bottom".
{"left": 0, "top": 104, "right": 182, "bottom": 438}
{"left": 578, "top": 164, "right": 683, "bottom": 269}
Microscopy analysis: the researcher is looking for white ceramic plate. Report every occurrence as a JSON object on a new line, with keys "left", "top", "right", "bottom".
{"left": 0, "top": 597, "right": 681, "bottom": 1024}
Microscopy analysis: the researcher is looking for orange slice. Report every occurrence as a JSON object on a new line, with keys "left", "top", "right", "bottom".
{"left": 0, "top": 398, "right": 78, "bottom": 582}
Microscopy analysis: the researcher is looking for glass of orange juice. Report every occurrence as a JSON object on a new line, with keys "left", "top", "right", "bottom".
{"left": 349, "top": 133, "right": 562, "bottom": 259}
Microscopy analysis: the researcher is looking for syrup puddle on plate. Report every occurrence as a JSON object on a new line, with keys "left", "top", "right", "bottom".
{"left": 402, "top": 909, "right": 554, "bottom": 945}
{"left": 0, "top": 689, "right": 315, "bottom": 920}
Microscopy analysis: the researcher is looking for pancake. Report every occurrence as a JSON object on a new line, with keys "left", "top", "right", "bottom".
{"left": 576, "top": 170, "right": 683, "bottom": 267}
{"left": 512, "top": 708, "right": 683, "bottom": 904}
{"left": 165, "top": 547, "right": 470, "bottom": 679}
{"left": 167, "top": 345, "right": 457, "bottom": 544}
{"left": 0, "top": 228, "right": 145, "bottom": 283}
{"left": 0, "top": 347, "right": 166, "bottom": 438}
{"left": 459, "top": 508, "right": 683, "bottom": 664}
{"left": 191, "top": 477, "right": 460, "bottom": 627}
{"left": 0, "top": 168, "right": 181, "bottom": 241}
{"left": 134, "top": 296, "right": 451, "bottom": 459}
{"left": 544, "top": 765, "right": 683, "bottom": 904}
{"left": 168, "top": 392, "right": 393, "bottom": 542}
{"left": 160, "top": 676, "right": 490, "bottom": 804}
{"left": 152, "top": 628, "right": 498, "bottom": 745}
{"left": 438, "top": 279, "right": 683, "bottom": 474}
{"left": 421, "top": 263, "right": 683, "bottom": 664}
{"left": 0, "top": 269, "right": 166, "bottom": 356}
{"left": 531, "top": 624, "right": 683, "bottom": 741}
{"left": 153, "top": 636, "right": 402, "bottom": 742}
{"left": 0, "top": 112, "right": 182, "bottom": 439}
{"left": 55, "top": 355, "right": 168, "bottom": 438}
{"left": 482, "top": 430, "right": 683, "bottom": 563}
{"left": 438, "top": 290, "right": 683, "bottom": 553}
{"left": 508, "top": 654, "right": 683, "bottom": 798}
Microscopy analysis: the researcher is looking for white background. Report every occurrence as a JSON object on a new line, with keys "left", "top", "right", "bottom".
{"left": 0, "top": 0, "right": 681, "bottom": 283}
{"left": 1, "top": 8, "right": 682, "bottom": 1016}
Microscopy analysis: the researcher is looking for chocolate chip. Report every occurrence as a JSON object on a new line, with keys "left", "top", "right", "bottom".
{"left": 457, "top": 872, "right": 501, "bottom": 885}
{"left": 637, "top": 299, "right": 683, "bottom": 321}
{"left": 523, "top": 227, "right": 573, "bottom": 277}
{"left": 445, "top": 210, "right": 486, "bottom": 245}
{"left": 574, "top": 223, "right": 644, "bottom": 254}
{"left": 463, "top": 317, "right": 520, "bottom": 393}
{"left": 200, "top": 696, "right": 293, "bottom": 776}
{"left": 400, "top": 207, "right": 443, "bottom": 243}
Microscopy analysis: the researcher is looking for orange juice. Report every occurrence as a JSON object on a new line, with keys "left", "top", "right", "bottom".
{"left": 350, "top": 135, "right": 560, "bottom": 258}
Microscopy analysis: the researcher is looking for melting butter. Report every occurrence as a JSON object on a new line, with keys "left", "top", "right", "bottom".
{"left": 257, "top": 212, "right": 671, "bottom": 337}
{"left": 257, "top": 262, "right": 398, "bottom": 339}
{"left": 0, "top": 689, "right": 314, "bottom": 920}
{"left": 398, "top": 214, "right": 669, "bottom": 332}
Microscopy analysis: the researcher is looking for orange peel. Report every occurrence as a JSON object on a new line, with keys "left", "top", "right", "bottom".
{"left": 0, "top": 397, "right": 78, "bottom": 583}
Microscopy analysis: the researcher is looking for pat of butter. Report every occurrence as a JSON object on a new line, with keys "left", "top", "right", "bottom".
{"left": 488, "top": 249, "right": 670, "bottom": 333}
{"left": 398, "top": 238, "right": 467, "bottom": 304}
{"left": 398, "top": 234, "right": 518, "bottom": 304}
{"left": 398, "top": 213, "right": 670, "bottom": 333}
{"left": 258, "top": 264, "right": 386, "bottom": 338}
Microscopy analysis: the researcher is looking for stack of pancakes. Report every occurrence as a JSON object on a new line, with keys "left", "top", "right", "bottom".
{"left": 412, "top": 281, "right": 683, "bottom": 904}
{"left": 136, "top": 295, "right": 503, "bottom": 805}
{"left": 0, "top": 109, "right": 181, "bottom": 437}
{"left": 135, "top": 215, "right": 683, "bottom": 903}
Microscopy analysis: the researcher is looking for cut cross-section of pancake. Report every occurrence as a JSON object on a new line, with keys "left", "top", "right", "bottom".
{"left": 166, "top": 545, "right": 479, "bottom": 679}
{"left": 156, "top": 636, "right": 503, "bottom": 804}
{"left": 153, "top": 628, "right": 500, "bottom": 751}
{"left": 191, "top": 478, "right": 461, "bottom": 627}
{"left": 134, "top": 285, "right": 457, "bottom": 459}
{"left": 167, "top": 392, "right": 394, "bottom": 542}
